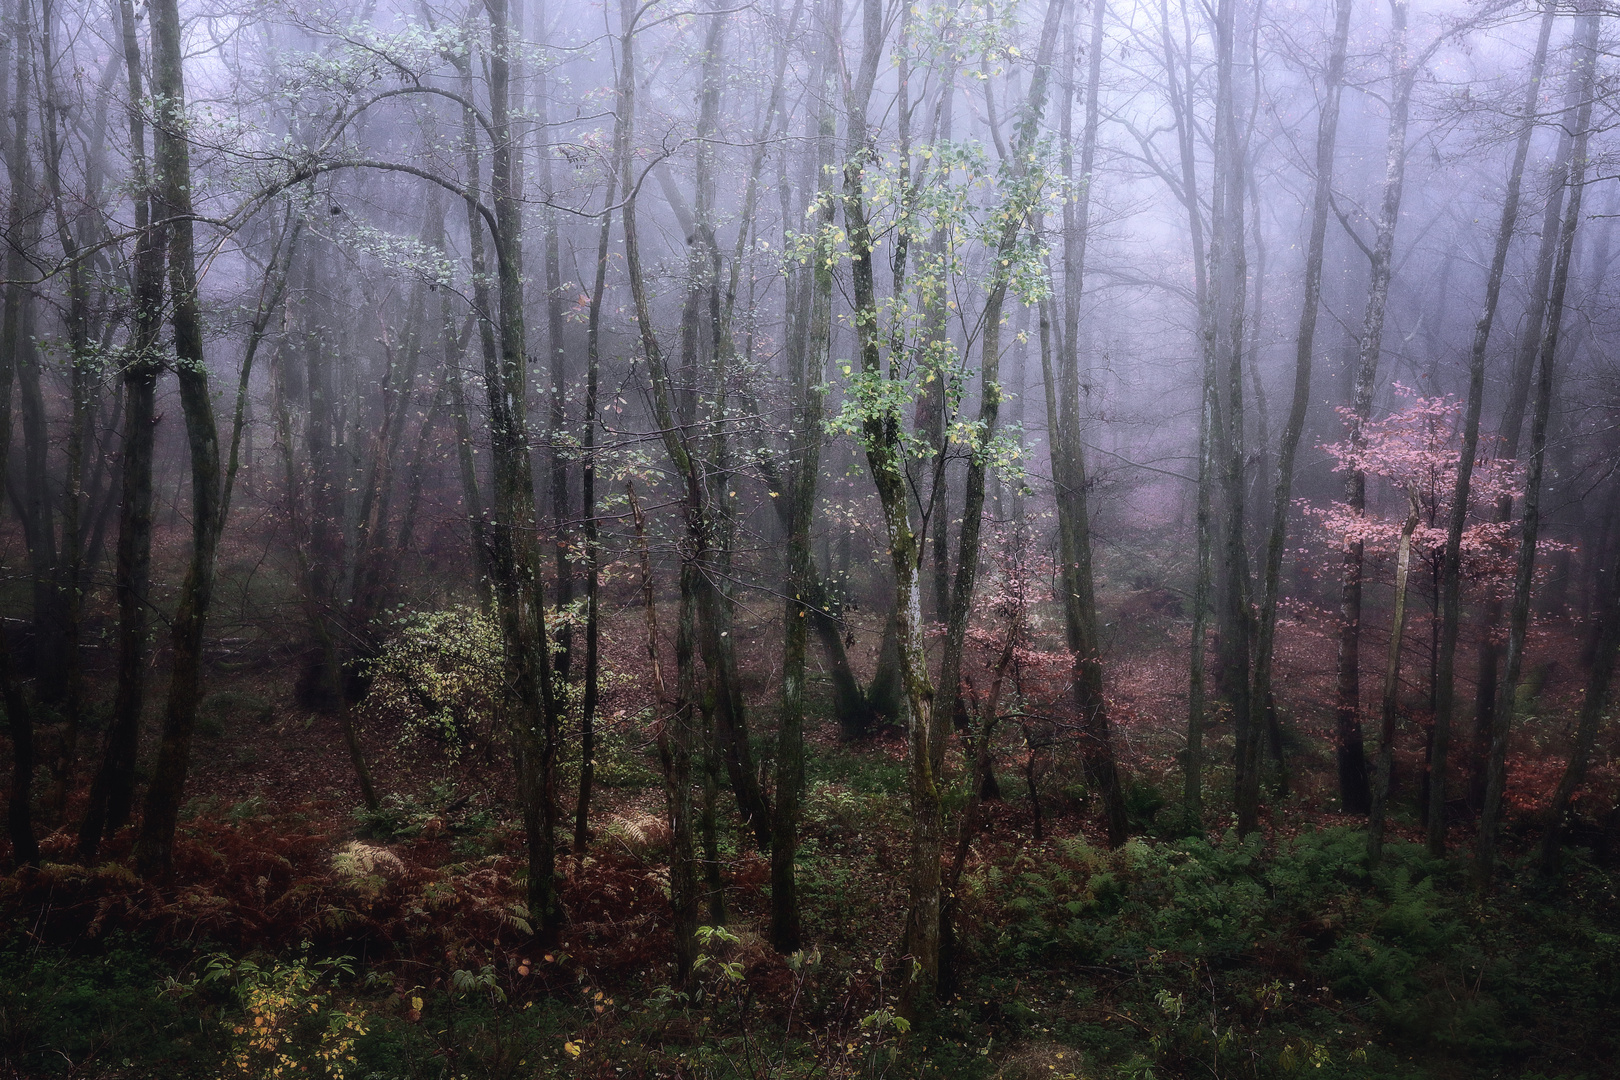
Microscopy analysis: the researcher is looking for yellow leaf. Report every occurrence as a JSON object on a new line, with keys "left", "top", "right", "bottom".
{"left": 410, "top": 996, "right": 423, "bottom": 1012}
{"left": 564, "top": 1040, "right": 583, "bottom": 1058}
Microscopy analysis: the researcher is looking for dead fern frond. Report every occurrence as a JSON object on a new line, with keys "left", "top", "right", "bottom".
{"left": 602, "top": 812, "right": 670, "bottom": 859}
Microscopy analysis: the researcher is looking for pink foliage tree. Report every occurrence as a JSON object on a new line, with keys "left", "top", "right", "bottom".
{"left": 1305, "top": 387, "right": 1524, "bottom": 711}
{"left": 1310, "top": 387, "right": 1519, "bottom": 578}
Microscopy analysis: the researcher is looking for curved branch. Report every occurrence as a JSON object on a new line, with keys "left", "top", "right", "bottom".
{"left": 226, "top": 158, "right": 504, "bottom": 274}
{"left": 324, "top": 84, "right": 496, "bottom": 148}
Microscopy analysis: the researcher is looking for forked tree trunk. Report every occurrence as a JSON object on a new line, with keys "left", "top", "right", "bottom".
{"left": 77, "top": 0, "right": 163, "bottom": 860}
{"left": 617, "top": 0, "right": 700, "bottom": 972}
{"left": 1156, "top": 0, "right": 1218, "bottom": 833}
{"left": 480, "top": 0, "right": 566, "bottom": 939}
{"left": 133, "top": 0, "right": 225, "bottom": 878}
{"left": 631, "top": 8, "right": 771, "bottom": 853}
{"left": 838, "top": 0, "right": 941, "bottom": 1002}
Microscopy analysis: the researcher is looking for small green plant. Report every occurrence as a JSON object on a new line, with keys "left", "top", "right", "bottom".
{"left": 362, "top": 606, "right": 503, "bottom": 761}
{"left": 352, "top": 781, "right": 492, "bottom": 841}
{"left": 200, "top": 948, "right": 367, "bottom": 1080}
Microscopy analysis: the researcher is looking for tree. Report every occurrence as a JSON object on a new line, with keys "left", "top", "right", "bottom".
{"left": 0, "top": 0, "right": 38, "bottom": 868}
{"left": 935, "top": 0, "right": 1067, "bottom": 834}
{"left": 1043, "top": 0, "right": 1127, "bottom": 847}
{"left": 1428, "top": 0, "right": 1556, "bottom": 855}
{"left": 77, "top": 0, "right": 169, "bottom": 860}
{"left": 1477, "top": 6, "right": 1600, "bottom": 894}
{"left": 1333, "top": 0, "right": 1415, "bottom": 820}
{"left": 834, "top": 0, "right": 940, "bottom": 999}
{"left": 1310, "top": 391, "right": 1523, "bottom": 856}
{"left": 133, "top": 0, "right": 225, "bottom": 877}
{"left": 771, "top": 0, "right": 822, "bottom": 956}
{"left": 1249, "top": 0, "right": 1354, "bottom": 836}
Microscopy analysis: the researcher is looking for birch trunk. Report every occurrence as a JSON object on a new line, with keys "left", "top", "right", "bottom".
{"left": 1335, "top": 0, "right": 1413, "bottom": 819}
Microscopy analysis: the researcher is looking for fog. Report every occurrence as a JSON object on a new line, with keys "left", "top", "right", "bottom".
{"left": 2, "top": 0, "right": 1619, "bottom": 1009}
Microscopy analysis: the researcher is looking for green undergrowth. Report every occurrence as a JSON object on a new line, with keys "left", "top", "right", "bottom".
{"left": 2, "top": 797, "right": 1615, "bottom": 1079}
{"left": 958, "top": 825, "right": 1619, "bottom": 1078}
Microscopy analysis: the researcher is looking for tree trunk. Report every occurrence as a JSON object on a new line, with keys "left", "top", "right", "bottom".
{"left": 1477, "top": 8, "right": 1599, "bottom": 893}
{"left": 772, "top": 3, "right": 827, "bottom": 952}
{"left": 536, "top": 0, "right": 572, "bottom": 684}
{"left": 1156, "top": 0, "right": 1218, "bottom": 833}
{"left": 1251, "top": 0, "right": 1352, "bottom": 826}
{"left": 1428, "top": 1, "right": 1554, "bottom": 854}
{"left": 271, "top": 332, "right": 379, "bottom": 812}
{"left": 616, "top": 0, "right": 699, "bottom": 971}
{"left": 1335, "top": 0, "right": 1414, "bottom": 820}
{"left": 630, "top": 7, "right": 771, "bottom": 853}
{"left": 76, "top": 0, "right": 164, "bottom": 859}
{"left": 1209, "top": 0, "right": 1259, "bottom": 835}
{"left": 1183, "top": 356, "right": 1214, "bottom": 833}
{"left": 754, "top": 432, "right": 872, "bottom": 735}
{"left": 936, "top": 0, "right": 1064, "bottom": 791}
{"left": 1538, "top": 519, "right": 1620, "bottom": 874}
{"left": 914, "top": 76, "right": 953, "bottom": 631}
{"left": 480, "top": 0, "right": 565, "bottom": 939}
{"left": 627, "top": 479, "right": 698, "bottom": 983}
{"left": 38, "top": 0, "right": 93, "bottom": 821}
{"left": 0, "top": 0, "right": 34, "bottom": 868}
{"left": 133, "top": 0, "right": 224, "bottom": 877}
{"left": 1369, "top": 492, "right": 1420, "bottom": 865}
{"left": 940, "top": 605, "right": 1019, "bottom": 995}
{"left": 1471, "top": 56, "right": 1575, "bottom": 815}
{"left": 1041, "top": 0, "right": 1126, "bottom": 847}
{"left": 837, "top": 0, "right": 941, "bottom": 1001}
{"left": 573, "top": 42, "right": 629, "bottom": 853}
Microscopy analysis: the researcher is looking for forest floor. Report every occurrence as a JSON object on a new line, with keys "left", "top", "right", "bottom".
{"left": 1, "top": 591, "right": 1617, "bottom": 1080}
